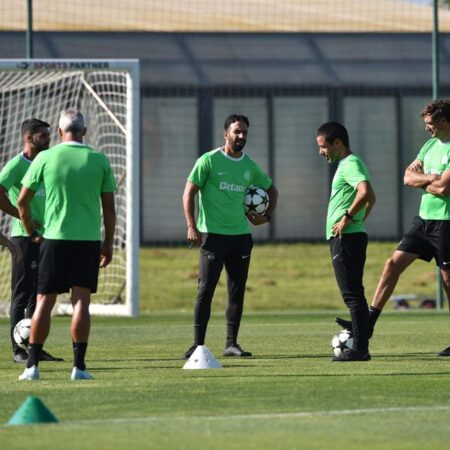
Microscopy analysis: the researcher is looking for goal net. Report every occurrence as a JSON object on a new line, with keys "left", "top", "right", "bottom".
{"left": 0, "top": 59, "right": 139, "bottom": 316}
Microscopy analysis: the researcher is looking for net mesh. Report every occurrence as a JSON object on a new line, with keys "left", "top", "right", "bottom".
{"left": 1, "top": 0, "right": 450, "bottom": 32}
{"left": 0, "top": 67, "right": 128, "bottom": 307}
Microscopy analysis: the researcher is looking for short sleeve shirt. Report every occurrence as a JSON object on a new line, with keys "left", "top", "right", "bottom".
{"left": 0, "top": 153, "right": 45, "bottom": 237}
{"left": 22, "top": 142, "right": 116, "bottom": 240}
{"left": 326, "top": 154, "right": 371, "bottom": 240}
{"left": 416, "top": 138, "right": 450, "bottom": 220}
{"left": 188, "top": 148, "right": 272, "bottom": 235}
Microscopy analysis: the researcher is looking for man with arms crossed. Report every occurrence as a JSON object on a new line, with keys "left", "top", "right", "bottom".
{"left": 0, "top": 118, "right": 62, "bottom": 363}
{"left": 317, "top": 121, "right": 376, "bottom": 361}
{"left": 17, "top": 108, "right": 116, "bottom": 380}
{"left": 183, "top": 114, "right": 278, "bottom": 359}
{"left": 336, "top": 99, "right": 450, "bottom": 356}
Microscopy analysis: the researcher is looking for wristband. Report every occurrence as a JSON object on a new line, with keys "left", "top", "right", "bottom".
{"left": 344, "top": 211, "right": 353, "bottom": 220}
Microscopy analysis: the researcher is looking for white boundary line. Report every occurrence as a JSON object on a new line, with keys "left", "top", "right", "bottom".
{"left": 66, "top": 405, "right": 450, "bottom": 426}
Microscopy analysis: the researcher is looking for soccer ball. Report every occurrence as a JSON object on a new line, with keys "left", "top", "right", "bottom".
{"left": 13, "top": 318, "right": 31, "bottom": 350}
{"left": 244, "top": 185, "right": 269, "bottom": 215}
{"left": 331, "top": 330, "right": 353, "bottom": 357}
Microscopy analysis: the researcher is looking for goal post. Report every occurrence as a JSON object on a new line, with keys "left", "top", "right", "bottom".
{"left": 0, "top": 59, "right": 140, "bottom": 317}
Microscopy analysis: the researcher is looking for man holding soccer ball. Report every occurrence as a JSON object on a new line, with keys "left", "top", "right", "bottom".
{"left": 317, "top": 121, "right": 376, "bottom": 361}
{"left": 182, "top": 114, "right": 278, "bottom": 359}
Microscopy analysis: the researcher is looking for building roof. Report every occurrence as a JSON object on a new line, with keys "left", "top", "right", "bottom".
{"left": 1, "top": 32, "right": 449, "bottom": 88}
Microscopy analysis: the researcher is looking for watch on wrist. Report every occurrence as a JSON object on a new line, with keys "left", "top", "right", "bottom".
{"left": 344, "top": 211, "right": 354, "bottom": 220}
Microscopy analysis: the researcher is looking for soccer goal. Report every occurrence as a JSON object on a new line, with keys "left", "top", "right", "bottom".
{"left": 0, "top": 59, "right": 139, "bottom": 317}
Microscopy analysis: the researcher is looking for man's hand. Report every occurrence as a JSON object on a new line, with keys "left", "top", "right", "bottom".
{"left": 187, "top": 225, "right": 202, "bottom": 247}
{"left": 247, "top": 212, "right": 270, "bottom": 226}
{"left": 331, "top": 216, "right": 352, "bottom": 239}
{"left": 407, "top": 160, "right": 423, "bottom": 172}
{"left": 100, "top": 242, "right": 113, "bottom": 268}
{"left": 30, "top": 231, "right": 43, "bottom": 245}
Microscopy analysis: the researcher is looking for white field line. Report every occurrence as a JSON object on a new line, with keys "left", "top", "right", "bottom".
{"left": 65, "top": 405, "right": 450, "bottom": 426}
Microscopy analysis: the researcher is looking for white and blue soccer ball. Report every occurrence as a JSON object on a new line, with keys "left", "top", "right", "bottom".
{"left": 13, "top": 318, "right": 31, "bottom": 350}
{"left": 331, "top": 330, "right": 354, "bottom": 357}
{"left": 244, "top": 185, "right": 269, "bottom": 215}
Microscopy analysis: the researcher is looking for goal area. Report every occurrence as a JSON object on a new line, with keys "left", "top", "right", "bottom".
{"left": 0, "top": 59, "right": 139, "bottom": 317}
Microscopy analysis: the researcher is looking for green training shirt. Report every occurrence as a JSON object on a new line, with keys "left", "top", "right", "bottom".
{"left": 326, "top": 154, "right": 371, "bottom": 240}
{"left": 416, "top": 138, "right": 450, "bottom": 220}
{"left": 22, "top": 142, "right": 116, "bottom": 240}
{"left": 0, "top": 153, "right": 45, "bottom": 237}
{"left": 188, "top": 148, "right": 272, "bottom": 235}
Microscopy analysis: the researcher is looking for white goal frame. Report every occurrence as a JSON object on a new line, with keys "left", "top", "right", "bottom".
{"left": 0, "top": 59, "right": 140, "bottom": 317}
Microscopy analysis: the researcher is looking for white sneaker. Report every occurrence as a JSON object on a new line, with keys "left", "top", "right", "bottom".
{"left": 18, "top": 366, "right": 40, "bottom": 381}
{"left": 71, "top": 367, "right": 94, "bottom": 380}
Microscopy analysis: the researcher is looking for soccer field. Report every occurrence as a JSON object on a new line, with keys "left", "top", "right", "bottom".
{"left": 1, "top": 312, "right": 450, "bottom": 449}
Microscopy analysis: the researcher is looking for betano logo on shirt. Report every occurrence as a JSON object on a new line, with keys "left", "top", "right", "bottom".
{"left": 424, "top": 168, "right": 443, "bottom": 175}
{"left": 35, "top": 187, "right": 45, "bottom": 197}
{"left": 219, "top": 181, "right": 245, "bottom": 192}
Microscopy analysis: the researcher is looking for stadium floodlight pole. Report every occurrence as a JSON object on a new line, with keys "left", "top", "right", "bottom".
{"left": 432, "top": 0, "right": 444, "bottom": 311}
{"left": 432, "top": 0, "right": 440, "bottom": 100}
{"left": 26, "top": 0, "right": 33, "bottom": 59}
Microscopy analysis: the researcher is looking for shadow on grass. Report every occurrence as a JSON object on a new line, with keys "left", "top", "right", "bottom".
{"left": 187, "top": 371, "right": 450, "bottom": 378}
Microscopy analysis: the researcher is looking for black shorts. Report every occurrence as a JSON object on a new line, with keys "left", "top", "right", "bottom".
{"left": 37, "top": 239, "right": 101, "bottom": 294}
{"left": 398, "top": 216, "right": 450, "bottom": 269}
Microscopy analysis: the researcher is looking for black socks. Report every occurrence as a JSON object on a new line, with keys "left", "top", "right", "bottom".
{"left": 73, "top": 342, "right": 88, "bottom": 370}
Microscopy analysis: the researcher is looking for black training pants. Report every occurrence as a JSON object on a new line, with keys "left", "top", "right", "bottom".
{"left": 9, "top": 237, "right": 39, "bottom": 352}
{"left": 194, "top": 233, "right": 253, "bottom": 347}
{"left": 330, "top": 232, "right": 370, "bottom": 352}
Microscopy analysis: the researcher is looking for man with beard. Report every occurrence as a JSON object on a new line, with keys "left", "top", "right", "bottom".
{"left": 182, "top": 114, "right": 278, "bottom": 359}
{"left": 317, "top": 121, "right": 376, "bottom": 361}
{"left": 336, "top": 99, "right": 450, "bottom": 356}
{"left": 0, "top": 118, "right": 62, "bottom": 363}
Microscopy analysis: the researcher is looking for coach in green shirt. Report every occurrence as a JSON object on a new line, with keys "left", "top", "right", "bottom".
{"left": 17, "top": 108, "right": 116, "bottom": 381}
{"left": 336, "top": 99, "right": 450, "bottom": 356}
{"left": 182, "top": 114, "right": 278, "bottom": 360}
{"left": 0, "top": 118, "right": 61, "bottom": 363}
{"left": 317, "top": 121, "right": 376, "bottom": 362}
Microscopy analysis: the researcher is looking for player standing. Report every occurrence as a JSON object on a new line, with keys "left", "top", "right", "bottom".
{"left": 17, "top": 108, "right": 116, "bottom": 381}
{"left": 0, "top": 118, "right": 62, "bottom": 363}
{"left": 317, "top": 121, "right": 376, "bottom": 361}
{"left": 336, "top": 99, "right": 450, "bottom": 356}
{"left": 182, "top": 114, "right": 278, "bottom": 359}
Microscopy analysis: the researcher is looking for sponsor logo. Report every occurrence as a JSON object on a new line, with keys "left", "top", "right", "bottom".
{"left": 241, "top": 254, "right": 250, "bottom": 259}
{"left": 219, "top": 181, "right": 245, "bottom": 192}
{"left": 424, "top": 168, "right": 442, "bottom": 175}
{"left": 35, "top": 187, "right": 45, "bottom": 197}
{"left": 244, "top": 170, "right": 250, "bottom": 180}
{"left": 16, "top": 61, "right": 110, "bottom": 70}
{"left": 332, "top": 253, "right": 340, "bottom": 260}
{"left": 218, "top": 171, "right": 226, "bottom": 175}
{"left": 442, "top": 155, "right": 449, "bottom": 165}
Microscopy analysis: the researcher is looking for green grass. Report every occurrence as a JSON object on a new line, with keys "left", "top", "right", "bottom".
{"left": 2, "top": 312, "right": 450, "bottom": 449}
{"left": 140, "top": 242, "right": 440, "bottom": 313}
